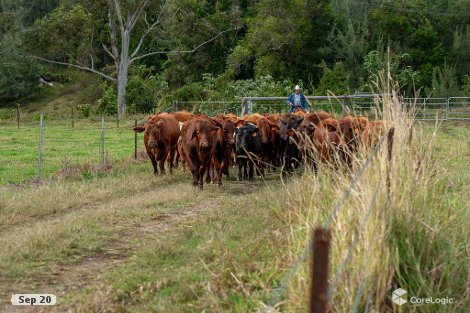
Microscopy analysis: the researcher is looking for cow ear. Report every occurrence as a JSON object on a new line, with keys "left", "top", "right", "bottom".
{"left": 211, "top": 118, "right": 223, "bottom": 128}
{"left": 133, "top": 126, "right": 146, "bottom": 133}
{"left": 235, "top": 119, "right": 245, "bottom": 127}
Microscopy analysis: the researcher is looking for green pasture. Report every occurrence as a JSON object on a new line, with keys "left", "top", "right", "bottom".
{"left": 0, "top": 117, "right": 145, "bottom": 185}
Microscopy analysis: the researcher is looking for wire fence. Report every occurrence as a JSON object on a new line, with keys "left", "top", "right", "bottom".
{"left": 0, "top": 114, "right": 144, "bottom": 185}
{"left": 164, "top": 94, "right": 470, "bottom": 119}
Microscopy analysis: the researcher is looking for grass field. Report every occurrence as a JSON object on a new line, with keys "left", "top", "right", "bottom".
{"left": 0, "top": 111, "right": 469, "bottom": 312}
{"left": 0, "top": 116, "right": 148, "bottom": 185}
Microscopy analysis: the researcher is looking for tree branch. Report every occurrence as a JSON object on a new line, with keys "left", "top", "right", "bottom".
{"left": 128, "top": 0, "right": 150, "bottom": 31}
{"left": 27, "top": 55, "right": 116, "bottom": 82}
{"left": 130, "top": 27, "right": 238, "bottom": 64}
{"left": 107, "top": 0, "right": 120, "bottom": 62}
{"left": 112, "top": 0, "right": 125, "bottom": 32}
{"left": 131, "top": 0, "right": 167, "bottom": 59}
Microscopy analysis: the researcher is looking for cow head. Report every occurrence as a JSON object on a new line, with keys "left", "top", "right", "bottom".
{"left": 236, "top": 123, "right": 259, "bottom": 151}
{"left": 190, "top": 120, "right": 219, "bottom": 149}
{"left": 279, "top": 114, "right": 303, "bottom": 141}
{"left": 146, "top": 119, "right": 164, "bottom": 148}
{"left": 222, "top": 119, "right": 236, "bottom": 145}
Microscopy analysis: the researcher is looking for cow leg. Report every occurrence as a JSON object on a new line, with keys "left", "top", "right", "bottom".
{"left": 212, "top": 156, "right": 222, "bottom": 185}
{"left": 146, "top": 149, "right": 158, "bottom": 175}
{"left": 157, "top": 146, "right": 169, "bottom": 175}
{"left": 218, "top": 158, "right": 227, "bottom": 184}
{"left": 243, "top": 159, "right": 248, "bottom": 180}
{"left": 237, "top": 157, "right": 243, "bottom": 181}
{"left": 248, "top": 160, "right": 254, "bottom": 180}
{"left": 174, "top": 145, "right": 180, "bottom": 168}
{"left": 187, "top": 157, "right": 199, "bottom": 186}
{"left": 198, "top": 164, "right": 206, "bottom": 189}
{"left": 169, "top": 146, "right": 176, "bottom": 174}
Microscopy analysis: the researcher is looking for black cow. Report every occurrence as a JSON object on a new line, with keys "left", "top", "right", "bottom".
{"left": 235, "top": 122, "right": 260, "bottom": 181}
{"left": 278, "top": 113, "right": 303, "bottom": 172}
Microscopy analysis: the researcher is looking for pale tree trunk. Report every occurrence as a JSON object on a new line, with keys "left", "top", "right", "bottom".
{"left": 117, "top": 31, "right": 130, "bottom": 117}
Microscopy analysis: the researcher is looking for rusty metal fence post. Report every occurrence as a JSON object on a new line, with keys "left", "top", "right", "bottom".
{"left": 310, "top": 228, "right": 331, "bottom": 313}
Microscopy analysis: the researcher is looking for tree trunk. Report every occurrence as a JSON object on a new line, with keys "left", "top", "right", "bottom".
{"left": 117, "top": 31, "right": 130, "bottom": 117}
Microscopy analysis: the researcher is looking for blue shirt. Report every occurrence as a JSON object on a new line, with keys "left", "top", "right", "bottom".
{"left": 287, "top": 92, "right": 307, "bottom": 112}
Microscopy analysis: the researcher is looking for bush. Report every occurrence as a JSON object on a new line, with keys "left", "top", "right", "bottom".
{"left": 97, "top": 85, "right": 117, "bottom": 115}
{"left": 76, "top": 103, "right": 92, "bottom": 118}
{"left": 126, "top": 73, "right": 168, "bottom": 113}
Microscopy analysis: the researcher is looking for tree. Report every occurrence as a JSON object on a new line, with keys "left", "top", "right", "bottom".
{"left": 26, "top": 0, "right": 237, "bottom": 117}
{"left": 227, "top": 0, "right": 334, "bottom": 85}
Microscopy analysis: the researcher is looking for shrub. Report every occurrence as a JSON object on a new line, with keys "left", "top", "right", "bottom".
{"left": 76, "top": 103, "right": 92, "bottom": 118}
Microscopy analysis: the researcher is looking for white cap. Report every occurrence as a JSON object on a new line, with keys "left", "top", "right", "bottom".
{"left": 295, "top": 85, "right": 301, "bottom": 90}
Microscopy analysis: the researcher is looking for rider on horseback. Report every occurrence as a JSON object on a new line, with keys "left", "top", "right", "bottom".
{"left": 287, "top": 85, "right": 308, "bottom": 113}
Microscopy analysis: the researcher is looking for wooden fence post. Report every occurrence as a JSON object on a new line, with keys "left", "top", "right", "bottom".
{"left": 134, "top": 119, "right": 138, "bottom": 160}
{"left": 101, "top": 115, "right": 105, "bottom": 170}
{"left": 36, "top": 113, "right": 44, "bottom": 182}
{"left": 71, "top": 106, "right": 74, "bottom": 128}
{"left": 310, "top": 228, "right": 331, "bottom": 313}
{"left": 386, "top": 127, "right": 395, "bottom": 198}
{"left": 172, "top": 100, "right": 179, "bottom": 112}
{"left": 16, "top": 103, "right": 20, "bottom": 129}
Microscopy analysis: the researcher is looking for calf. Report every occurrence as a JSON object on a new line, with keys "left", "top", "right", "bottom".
{"left": 181, "top": 118, "right": 219, "bottom": 189}
{"left": 235, "top": 123, "right": 260, "bottom": 181}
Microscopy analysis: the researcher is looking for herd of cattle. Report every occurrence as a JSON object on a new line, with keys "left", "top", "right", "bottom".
{"left": 133, "top": 110, "right": 385, "bottom": 189}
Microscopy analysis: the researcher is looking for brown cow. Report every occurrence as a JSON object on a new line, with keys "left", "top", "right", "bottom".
{"left": 299, "top": 111, "right": 332, "bottom": 137}
{"left": 133, "top": 113, "right": 180, "bottom": 175}
{"left": 362, "top": 120, "right": 385, "bottom": 148}
{"left": 313, "top": 117, "right": 356, "bottom": 166}
{"left": 210, "top": 118, "right": 237, "bottom": 184}
{"left": 168, "top": 110, "right": 195, "bottom": 123}
{"left": 241, "top": 113, "right": 264, "bottom": 124}
{"left": 256, "top": 117, "right": 279, "bottom": 174}
{"left": 181, "top": 118, "right": 220, "bottom": 189}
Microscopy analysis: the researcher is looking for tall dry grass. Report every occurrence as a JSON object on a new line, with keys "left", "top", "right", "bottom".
{"left": 267, "top": 78, "right": 469, "bottom": 312}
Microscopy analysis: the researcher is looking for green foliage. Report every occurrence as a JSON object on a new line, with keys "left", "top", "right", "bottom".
{"left": 23, "top": 4, "right": 93, "bottom": 62}
{"left": 76, "top": 103, "right": 92, "bottom": 118}
{"left": 0, "top": 37, "right": 41, "bottom": 105}
{"left": 171, "top": 82, "right": 206, "bottom": 102}
{"left": 316, "top": 62, "right": 350, "bottom": 95}
{"left": 228, "top": 0, "right": 334, "bottom": 84}
{"left": 426, "top": 64, "right": 460, "bottom": 98}
{"left": 98, "top": 85, "right": 118, "bottom": 116}
{"left": 363, "top": 50, "right": 419, "bottom": 95}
